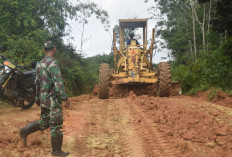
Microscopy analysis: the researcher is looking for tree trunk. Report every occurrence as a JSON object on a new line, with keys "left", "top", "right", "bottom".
{"left": 184, "top": 17, "right": 194, "bottom": 61}
{"left": 193, "top": 3, "right": 205, "bottom": 52}
{"left": 189, "top": 40, "right": 194, "bottom": 60}
{"left": 80, "top": 21, "right": 85, "bottom": 54}
{"left": 202, "top": 3, "right": 206, "bottom": 52}
{"left": 225, "top": 29, "right": 227, "bottom": 42}
{"left": 206, "top": 0, "right": 212, "bottom": 50}
{"left": 191, "top": 2, "right": 197, "bottom": 60}
{"left": 202, "top": 27, "right": 205, "bottom": 52}
{"left": 193, "top": 3, "right": 206, "bottom": 53}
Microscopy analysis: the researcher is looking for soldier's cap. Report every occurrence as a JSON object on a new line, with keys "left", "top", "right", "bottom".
{"left": 44, "top": 41, "right": 55, "bottom": 49}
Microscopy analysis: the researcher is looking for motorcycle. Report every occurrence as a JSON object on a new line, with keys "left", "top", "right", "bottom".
{"left": 0, "top": 55, "right": 37, "bottom": 109}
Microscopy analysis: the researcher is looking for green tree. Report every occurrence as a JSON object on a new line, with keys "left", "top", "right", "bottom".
{"left": 146, "top": 0, "right": 232, "bottom": 93}
{"left": 0, "top": 0, "right": 109, "bottom": 96}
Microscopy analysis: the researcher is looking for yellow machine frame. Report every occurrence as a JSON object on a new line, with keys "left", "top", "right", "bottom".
{"left": 111, "top": 19, "right": 157, "bottom": 84}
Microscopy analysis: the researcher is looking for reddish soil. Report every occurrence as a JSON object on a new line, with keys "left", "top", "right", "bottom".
{"left": 196, "top": 90, "right": 232, "bottom": 108}
{"left": 93, "top": 82, "right": 182, "bottom": 98}
{"left": 1, "top": 93, "right": 232, "bottom": 156}
{"left": 93, "top": 84, "right": 158, "bottom": 97}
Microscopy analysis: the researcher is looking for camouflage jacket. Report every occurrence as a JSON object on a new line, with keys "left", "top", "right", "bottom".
{"left": 35, "top": 56, "right": 67, "bottom": 108}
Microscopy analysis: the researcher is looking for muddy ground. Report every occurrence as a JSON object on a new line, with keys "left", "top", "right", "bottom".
{"left": 0, "top": 92, "right": 232, "bottom": 157}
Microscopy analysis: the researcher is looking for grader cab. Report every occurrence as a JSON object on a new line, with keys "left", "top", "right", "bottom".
{"left": 98, "top": 19, "right": 171, "bottom": 99}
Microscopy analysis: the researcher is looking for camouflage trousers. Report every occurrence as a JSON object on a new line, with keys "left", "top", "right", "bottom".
{"left": 38, "top": 99, "right": 63, "bottom": 138}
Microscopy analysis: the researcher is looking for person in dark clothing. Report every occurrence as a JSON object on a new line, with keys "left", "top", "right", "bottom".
{"left": 126, "top": 33, "right": 139, "bottom": 45}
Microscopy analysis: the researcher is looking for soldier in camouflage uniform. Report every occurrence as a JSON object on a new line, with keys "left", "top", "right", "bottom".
{"left": 20, "top": 41, "right": 70, "bottom": 156}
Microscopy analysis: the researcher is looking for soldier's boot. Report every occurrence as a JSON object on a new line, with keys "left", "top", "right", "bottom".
{"left": 19, "top": 121, "right": 41, "bottom": 146}
{"left": 51, "top": 134, "right": 70, "bottom": 156}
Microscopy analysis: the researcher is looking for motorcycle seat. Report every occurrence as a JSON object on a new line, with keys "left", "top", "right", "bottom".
{"left": 23, "top": 70, "right": 36, "bottom": 78}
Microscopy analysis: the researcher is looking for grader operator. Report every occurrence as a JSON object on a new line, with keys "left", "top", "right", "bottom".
{"left": 98, "top": 19, "right": 171, "bottom": 99}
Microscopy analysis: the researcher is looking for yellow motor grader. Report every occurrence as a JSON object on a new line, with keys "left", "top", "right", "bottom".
{"left": 98, "top": 19, "right": 171, "bottom": 99}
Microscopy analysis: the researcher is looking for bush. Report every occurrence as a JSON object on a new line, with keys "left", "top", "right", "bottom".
{"left": 172, "top": 38, "right": 232, "bottom": 94}
{"left": 207, "top": 88, "right": 221, "bottom": 101}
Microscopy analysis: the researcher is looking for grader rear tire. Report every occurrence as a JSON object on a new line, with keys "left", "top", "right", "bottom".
{"left": 158, "top": 62, "right": 171, "bottom": 97}
{"left": 98, "top": 63, "right": 110, "bottom": 99}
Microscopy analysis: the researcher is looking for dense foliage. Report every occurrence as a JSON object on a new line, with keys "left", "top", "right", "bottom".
{"left": 1, "top": 0, "right": 231, "bottom": 96}
{"left": 0, "top": 0, "right": 109, "bottom": 96}
{"left": 148, "top": 0, "right": 232, "bottom": 94}
{"left": 173, "top": 39, "right": 232, "bottom": 93}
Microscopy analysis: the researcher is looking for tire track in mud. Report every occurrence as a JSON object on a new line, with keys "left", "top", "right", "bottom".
{"left": 116, "top": 99, "right": 147, "bottom": 157}
{"left": 83, "top": 98, "right": 126, "bottom": 156}
{"left": 2, "top": 95, "right": 232, "bottom": 156}
{"left": 178, "top": 97, "right": 232, "bottom": 126}
{"left": 72, "top": 97, "right": 182, "bottom": 156}
{"left": 128, "top": 99, "right": 182, "bottom": 157}
{"left": 83, "top": 98, "right": 146, "bottom": 157}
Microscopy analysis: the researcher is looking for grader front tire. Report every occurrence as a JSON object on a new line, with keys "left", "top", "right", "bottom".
{"left": 98, "top": 63, "right": 110, "bottom": 99}
{"left": 158, "top": 62, "right": 171, "bottom": 97}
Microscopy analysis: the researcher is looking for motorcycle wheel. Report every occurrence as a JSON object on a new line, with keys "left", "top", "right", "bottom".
{"left": 21, "top": 87, "right": 35, "bottom": 109}
{"left": 21, "top": 99, "right": 35, "bottom": 109}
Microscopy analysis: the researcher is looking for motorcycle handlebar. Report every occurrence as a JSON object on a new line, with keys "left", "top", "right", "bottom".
{"left": 17, "top": 65, "right": 25, "bottom": 69}
{"left": 0, "top": 55, "right": 36, "bottom": 70}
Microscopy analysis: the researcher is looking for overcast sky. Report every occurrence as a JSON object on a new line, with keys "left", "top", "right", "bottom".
{"left": 64, "top": 0, "right": 170, "bottom": 63}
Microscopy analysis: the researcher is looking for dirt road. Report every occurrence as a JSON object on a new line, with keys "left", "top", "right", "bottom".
{"left": 0, "top": 93, "right": 232, "bottom": 157}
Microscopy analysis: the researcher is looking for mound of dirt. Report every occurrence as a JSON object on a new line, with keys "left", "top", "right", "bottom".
{"left": 69, "top": 94, "right": 94, "bottom": 102}
{"left": 196, "top": 90, "right": 232, "bottom": 108}
{"left": 93, "top": 84, "right": 158, "bottom": 97}
{"left": 170, "top": 81, "right": 182, "bottom": 96}
{"left": 127, "top": 92, "right": 232, "bottom": 155}
{"left": 93, "top": 82, "right": 182, "bottom": 98}
{"left": 110, "top": 84, "right": 158, "bottom": 97}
